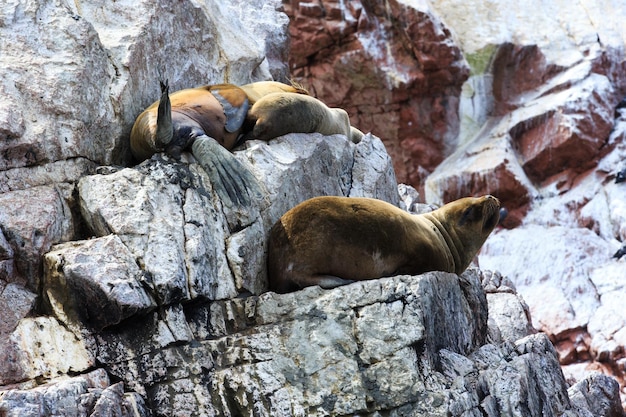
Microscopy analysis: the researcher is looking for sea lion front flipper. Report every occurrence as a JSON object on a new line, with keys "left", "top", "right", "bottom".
{"left": 315, "top": 275, "right": 355, "bottom": 289}
{"left": 350, "top": 126, "right": 364, "bottom": 144}
{"left": 210, "top": 86, "right": 250, "bottom": 133}
{"left": 191, "top": 136, "right": 263, "bottom": 207}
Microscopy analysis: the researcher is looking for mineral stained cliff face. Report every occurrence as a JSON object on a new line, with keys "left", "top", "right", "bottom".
{"left": 1, "top": 0, "right": 626, "bottom": 415}
{"left": 284, "top": 0, "right": 470, "bottom": 190}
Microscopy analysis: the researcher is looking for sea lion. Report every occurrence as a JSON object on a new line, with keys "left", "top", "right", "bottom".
{"left": 247, "top": 92, "right": 364, "bottom": 144}
{"left": 239, "top": 80, "right": 309, "bottom": 104}
{"left": 130, "top": 80, "right": 307, "bottom": 206}
{"left": 267, "top": 195, "right": 500, "bottom": 293}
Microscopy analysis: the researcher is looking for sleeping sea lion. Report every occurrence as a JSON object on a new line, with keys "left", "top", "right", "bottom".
{"left": 239, "top": 80, "right": 309, "bottom": 104}
{"left": 247, "top": 92, "right": 364, "bottom": 144}
{"left": 267, "top": 195, "right": 500, "bottom": 293}
{"left": 130, "top": 80, "right": 307, "bottom": 206}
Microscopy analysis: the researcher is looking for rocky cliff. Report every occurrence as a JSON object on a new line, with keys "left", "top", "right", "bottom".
{"left": 286, "top": 0, "right": 626, "bottom": 406}
{"left": 1, "top": 0, "right": 626, "bottom": 416}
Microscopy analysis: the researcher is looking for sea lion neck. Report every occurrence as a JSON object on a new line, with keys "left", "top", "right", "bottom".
{"left": 422, "top": 212, "right": 461, "bottom": 273}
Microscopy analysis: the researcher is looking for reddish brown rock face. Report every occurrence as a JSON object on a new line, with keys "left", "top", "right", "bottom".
{"left": 283, "top": 0, "right": 469, "bottom": 190}
{"left": 286, "top": 1, "right": 625, "bottom": 233}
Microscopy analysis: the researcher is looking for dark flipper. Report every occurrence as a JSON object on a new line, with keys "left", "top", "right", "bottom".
{"left": 156, "top": 80, "right": 173, "bottom": 149}
{"left": 210, "top": 86, "right": 250, "bottom": 133}
{"left": 191, "top": 136, "right": 264, "bottom": 207}
{"left": 613, "top": 245, "right": 626, "bottom": 260}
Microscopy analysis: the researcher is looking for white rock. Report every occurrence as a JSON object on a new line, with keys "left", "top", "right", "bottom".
{"left": 0, "top": 317, "right": 94, "bottom": 385}
{"left": 479, "top": 225, "right": 607, "bottom": 335}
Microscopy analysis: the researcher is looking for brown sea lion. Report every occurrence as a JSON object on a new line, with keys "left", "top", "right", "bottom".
{"left": 239, "top": 80, "right": 309, "bottom": 104}
{"left": 130, "top": 80, "right": 307, "bottom": 206}
{"left": 247, "top": 92, "right": 364, "bottom": 144}
{"left": 267, "top": 195, "right": 500, "bottom": 293}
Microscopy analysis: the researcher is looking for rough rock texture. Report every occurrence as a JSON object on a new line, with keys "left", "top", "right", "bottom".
{"left": 0, "top": 369, "right": 149, "bottom": 417}
{"left": 287, "top": 0, "right": 626, "bottom": 405}
{"left": 2, "top": 0, "right": 626, "bottom": 414}
{"left": 0, "top": 0, "right": 290, "bottom": 352}
{"left": 46, "top": 133, "right": 397, "bottom": 315}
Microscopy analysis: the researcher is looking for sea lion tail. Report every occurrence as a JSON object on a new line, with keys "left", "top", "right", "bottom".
{"left": 156, "top": 80, "right": 173, "bottom": 149}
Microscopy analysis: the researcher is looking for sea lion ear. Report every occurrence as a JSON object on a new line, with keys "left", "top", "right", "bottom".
{"left": 210, "top": 85, "right": 250, "bottom": 133}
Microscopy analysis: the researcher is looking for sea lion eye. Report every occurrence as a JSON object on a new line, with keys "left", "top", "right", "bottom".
{"left": 459, "top": 206, "right": 476, "bottom": 226}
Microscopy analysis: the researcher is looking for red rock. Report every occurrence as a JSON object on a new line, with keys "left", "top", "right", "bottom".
{"left": 509, "top": 74, "right": 616, "bottom": 184}
{"left": 298, "top": 2, "right": 324, "bottom": 18}
{"left": 285, "top": 0, "right": 469, "bottom": 187}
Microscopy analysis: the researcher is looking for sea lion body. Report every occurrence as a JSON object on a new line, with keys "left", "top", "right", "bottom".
{"left": 248, "top": 92, "right": 364, "bottom": 143}
{"left": 240, "top": 81, "right": 308, "bottom": 104}
{"left": 268, "top": 195, "right": 500, "bottom": 293}
{"left": 129, "top": 81, "right": 308, "bottom": 206}
{"left": 130, "top": 81, "right": 308, "bottom": 162}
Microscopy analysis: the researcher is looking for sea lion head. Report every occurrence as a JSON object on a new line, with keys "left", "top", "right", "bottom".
{"left": 430, "top": 195, "right": 501, "bottom": 274}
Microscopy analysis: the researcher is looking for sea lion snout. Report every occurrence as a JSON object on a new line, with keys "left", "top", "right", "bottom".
{"left": 481, "top": 195, "right": 501, "bottom": 231}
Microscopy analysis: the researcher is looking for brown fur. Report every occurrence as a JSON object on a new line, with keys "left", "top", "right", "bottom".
{"left": 130, "top": 81, "right": 308, "bottom": 162}
{"left": 267, "top": 195, "right": 500, "bottom": 293}
{"left": 248, "top": 92, "right": 364, "bottom": 143}
{"left": 239, "top": 81, "right": 309, "bottom": 104}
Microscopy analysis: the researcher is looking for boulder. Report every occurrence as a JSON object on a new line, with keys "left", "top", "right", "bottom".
{"left": 0, "top": 316, "right": 94, "bottom": 386}
{"left": 44, "top": 235, "right": 157, "bottom": 330}
{"left": 0, "top": 369, "right": 149, "bottom": 417}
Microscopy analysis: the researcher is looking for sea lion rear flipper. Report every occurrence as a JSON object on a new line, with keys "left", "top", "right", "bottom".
{"left": 210, "top": 86, "right": 250, "bottom": 133}
{"left": 156, "top": 80, "right": 173, "bottom": 149}
{"left": 191, "top": 136, "right": 264, "bottom": 207}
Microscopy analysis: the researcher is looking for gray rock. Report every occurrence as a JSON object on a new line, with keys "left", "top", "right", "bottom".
{"left": 44, "top": 235, "right": 157, "bottom": 330}
{"left": 0, "top": 316, "right": 94, "bottom": 386}
{"left": 481, "top": 270, "right": 535, "bottom": 343}
{"left": 96, "top": 271, "right": 487, "bottom": 416}
{"left": 73, "top": 133, "right": 397, "bottom": 302}
{"left": 0, "top": 369, "right": 150, "bottom": 417}
{"left": 568, "top": 373, "right": 625, "bottom": 417}
{"left": 0, "top": 185, "right": 75, "bottom": 290}
{"left": 0, "top": 283, "right": 36, "bottom": 340}
{"left": 84, "top": 270, "right": 619, "bottom": 417}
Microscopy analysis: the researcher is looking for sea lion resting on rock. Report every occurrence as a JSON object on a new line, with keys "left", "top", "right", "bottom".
{"left": 248, "top": 92, "right": 364, "bottom": 144}
{"left": 267, "top": 195, "right": 500, "bottom": 293}
{"left": 130, "top": 81, "right": 309, "bottom": 206}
